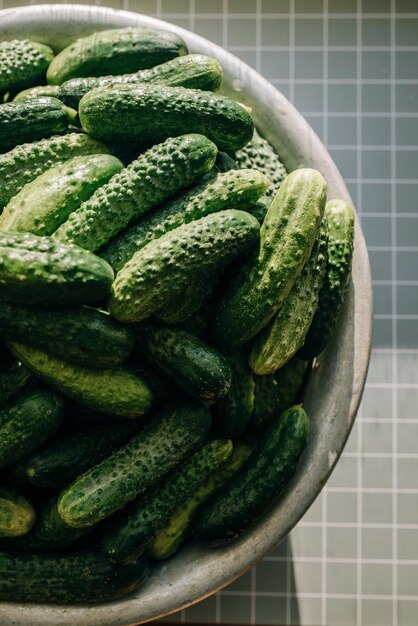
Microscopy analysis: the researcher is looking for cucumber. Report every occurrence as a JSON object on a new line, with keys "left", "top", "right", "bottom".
{"left": 60, "top": 54, "right": 223, "bottom": 109}
{"left": 53, "top": 134, "right": 218, "bottom": 252}
{"left": 47, "top": 27, "right": 188, "bottom": 85}
{"left": 135, "top": 323, "right": 232, "bottom": 402}
{"left": 109, "top": 210, "right": 260, "bottom": 324}
{"left": 0, "top": 40, "right": 54, "bottom": 93}
{"left": 0, "top": 97, "right": 77, "bottom": 153}
{"left": 0, "top": 133, "right": 110, "bottom": 210}
{"left": 193, "top": 405, "right": 309, "bottom": 544}
{"left": 0, "top": 550, "right": 148, "bottom": 604}
{"left": 100, "top": 168, "right": 269, "bottom": 272}
{"left": 79, "top": 84, "right": 253, "bottom": 152}
{"left": 102, "top": 439, "right": 233, "bottom": 564}
{"left": 148, "top": 442, "right": 252, "bottom": 560}
{"left": 0, "top": 154, "right": 123, "bottom": 236}
{"left": 214, "top": 348, "right": 255, "bottom": 438}
{"left": 216, "top": 151, "right": 238, "bottom": 172}
{"left": 13, "top": 85, "right": 61, "bottom": 102}
{"left": 9, "top": 343, "right": 153, "bottom": 419}
{"left": 0, "top": 389, "right": 64, "bottom": 468}
{"left": 250, "top": 216, "right": 328, "bottom": 374}
{"left": 155, "top": 272, "right": 218, "bottom": 325}
{"left": 299, "top": 199, "right": 355, "bottom": 360}
{"left": 0, "top": 488, "right": 35, "bottom": 537}
{"left": 211, "top": 169, "right": 327, "bottom": 347}
{"left": 0, "top": 362, "right": 38, "bottom": 411}
{"left": 25, "top": 420, "right": 139, "bottom": 488}
{"left": 0, "top": 230, "right": 114, "bottom": 306}
{"left": 57, "top": 402, "right": 211, "bottom": 528}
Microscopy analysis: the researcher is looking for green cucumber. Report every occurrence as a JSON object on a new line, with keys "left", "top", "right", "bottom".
{"left": 53, "top": 134, "right": 217, "bottom": 252}
{"left": 100, "top": 168, "right": 269, "bottom": 271}
{"left": 58, "top": 402, "right": 211, "bottom": 528}
{"left": 103, "top": 439, "right": 233, "bottom": 564}
{"left": 147, "top": 442, "right": 252, "bottom": 560}
{"left": 9, "top": 343, "right": 153, "bottom": 419}
{"left": 0, "top": 97, "right": 76, "bottom": 153}
{"left": 0, "top": 154, "right": 123, "bottom": 236}
{"left": 250, "top": 216, "right": 328, "bottom": 374}
{"left": 0, "top": 389, "right": 64, "bottom": 468}
{"left": 0, "top": 40, "right": 54, "bottom": 93}
{"left": 0, "top": 488, "right": 35, "bottom": 537}
{"left": 135, "top": 323, "right": 232, "bottom": 402}
{"left": 60, "top": 54, "right": 223, "bottom": 109}
{"left": 193, "top": 405, "right": 309, "bottom": 544}
{"left": 79, "top": 84, "right": 254, "bottom": 152}
{"left": 215, "top": 151, "right": 238, "bottom": 172}
{"left": 109, "top": 210, "right": 260, "bottom": 323}
{"left": 0, "top": 550, "right": 148, "bottom": 604}
{"left": 0, "top": 230, "right": 114, "bottom": 306}
{"left": 47, "top": 26, "right": 187, "bottom": 85}
{"left": 299, "top": 199, "right": 355, "bottom": 360}
{"left": 13, "top": 85, "right": 61, "bottom": 102}
{"left": 211, "top": 168, "right": 327, "bottom": 347}
{"left": 0, "top": 362, "right": 38, "bottom": 411}
{"left": 155, "top": 273, "right": 218, "bottom": 325}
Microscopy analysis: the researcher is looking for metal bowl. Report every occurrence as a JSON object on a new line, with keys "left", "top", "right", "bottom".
{"left": 0, "top": 5, "right": 372, "bottom": 625}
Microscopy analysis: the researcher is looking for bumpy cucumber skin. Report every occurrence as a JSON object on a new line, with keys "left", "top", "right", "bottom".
{"left": 135, "top": 323, "right": 232, "bottom": 402}
{"left": 0, "top": 230, "right": 114, "bottom": 306}
{"left": 0, "top": 97, "right": 76, "bottom": 153}
{"left": 58, "top": 402, "right": 211, "bottom": 528}
{"left": 193, "top": 405, "right": 309, "bottom": 544}
{"left": 0, "top": 488, "right": 35, "bottom": 538}
{"left": 250, "top": 216, "right": 328, "bottom": 375}
{"left": 13, "top": 85, "right": 61, "bottom": 102}
{"left": 0, "top": 389, "right": 64, "bottom": 468}
{"left": 0, "top": 40, "right": 54, "bottom": 93}
{"left": 109, "top": 210, "right": 260, "bottom": 324}
{"left": 148, "top": 442, "right": 252, "bottom": 561}
{"left": 1, "top": 154, "right": 123, "bottom": 236}
{"left": 9, "top": 343, "right": 153, "bottom": 419}
{"left": 0, "top": 362, "right": 38, "bottom": 411}
{"left": 211, "top": 169, "right": 327, "bottom": 347}
{"left": 299, "top": 199, "right": 355, "bottom": 360}
{"left": 25, "top": 420, "right": 139, "bottom": 488}
{"left": 54, "top": 134, "right": 218, "bottom": 252}
{"left": 0, "top": 550, "right": 148, "bottom": 604}
{"left": 214, "top": 348, "right": 255, "bottom": 439}
{"left": 0, "top": 133, "right": 110, "bottom": 210}
{"left": 79, "top": 84, "right": 254, "bottom": 152}
{"left": 60, "top": 54, "right": 223, "bottom": 109}
{"left": 103, "top": 439, "right": 233, "bottom": 564}
{"left": 101, "top": 168, "right": 269, "bottom": 272}
{"left": 47, "top": 27, "right": 187, "bottom": 85}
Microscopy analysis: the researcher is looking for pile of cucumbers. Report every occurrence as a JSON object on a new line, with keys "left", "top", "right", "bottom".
{"left": 0, "top": 26, "right": 355, "bottom": 605}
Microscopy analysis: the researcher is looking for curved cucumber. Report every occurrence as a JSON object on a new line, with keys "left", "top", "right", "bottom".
{"left": 0, "top": 488, "right": 35, "bottom": 538}
{"left": 13, "top": 85, "right": 61, "bottom": 102}
{"left": 0, "top": 40, "right": 54, "bottom": 93}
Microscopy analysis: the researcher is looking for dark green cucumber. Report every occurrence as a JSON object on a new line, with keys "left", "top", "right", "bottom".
{"left": 9, "top": 343, "right": 153, "bottom": 419}
{"left": 47, "top": 26, "right": 187, "bottom": 85}
{"left": 0, "top": 97, "right": 76, "bottom": 153}
{"left": 214, "top": 348, "right": 255, "bottom": 438}
{"left": 1, "top": 154, "right": 123, "bottom": 236}
{"left": 216, "top": 151, "right": 238, "bottom": 172}
{"left": 58, "top": 402, "right": 211, "bottom": 528}
{"left": 211, "top": 169, "right": 327, "bottom": 347}
{"left": 0, "top": 389, "right": 64, "bottom": 468}
{"left": 193, "top": 405, "right": 309, "bottom": 544}
{"left": 250, "top": 216, "right": 328, "bottom": 374}
{"left": 0, "top": 488, "right": 35, "bottom": 537}
{"left": 100, "top": 168, "right": 269, "bottom": 271}
{"left": 148, "top": 442, "right": 252, "bottom": 560}
{"left": 0, "top": 133, "right": 110, "bottom": 210}
{"left": 0, "top": 550, "right": 148, "bottom": 604}
{"left": 155, "top": 272, "right": 218, "bottom": 325}
{"left": 103, "top": 439, "right": 233, "bottom": 564}
{"left": 13, "top": 85, "right": 61, "bottom": 102}
{"left": 25, "top": 420, "right": 139, "bottom": 488}
{"left": 60, "top": 54, "right": 223, "bottom": 109}
{"left": 109, "top": 210, "right": 260, "bottom": 323}
{"left": 299, "top": 199, "right": 355, "bottom": 360}
{"left": 53, "top": 134, "right": 218, "bottom": 252}
{"left": 0, "top": 230, "right": 114, "bottom": 306}
{"left": 0, "top": 362, "right": 38, "bottom": 411}
{"left": 0, "top": 40, "right": 54, "bottom": 93}
{"left": 79, "top": 84, "right": 254, "bottom": 152}
{"left": 135, "top": 323, "right": 232, "bottom": 402}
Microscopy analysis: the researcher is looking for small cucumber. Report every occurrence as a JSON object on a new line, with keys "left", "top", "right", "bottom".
{"left": 0, "top": 40, "right": 54, "bottom": 93}
{"left": 0, "top": 362, "right": 38, "bottom": 411}
{"left": 0, "top": 488, "right": 35, "bottom": 537}
{"left": 57, "top": 402, "right": 211, "bottom": 528}
{"left": 13, "top": 85, "right": 61, "bottom": 102}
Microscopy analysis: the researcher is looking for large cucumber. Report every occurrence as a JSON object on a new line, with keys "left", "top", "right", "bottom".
{"left": 0, "top": 40, "right": 54, "bottom": 93}
{"left": 0, "top": 488, "right": 36, "bottom": 537}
